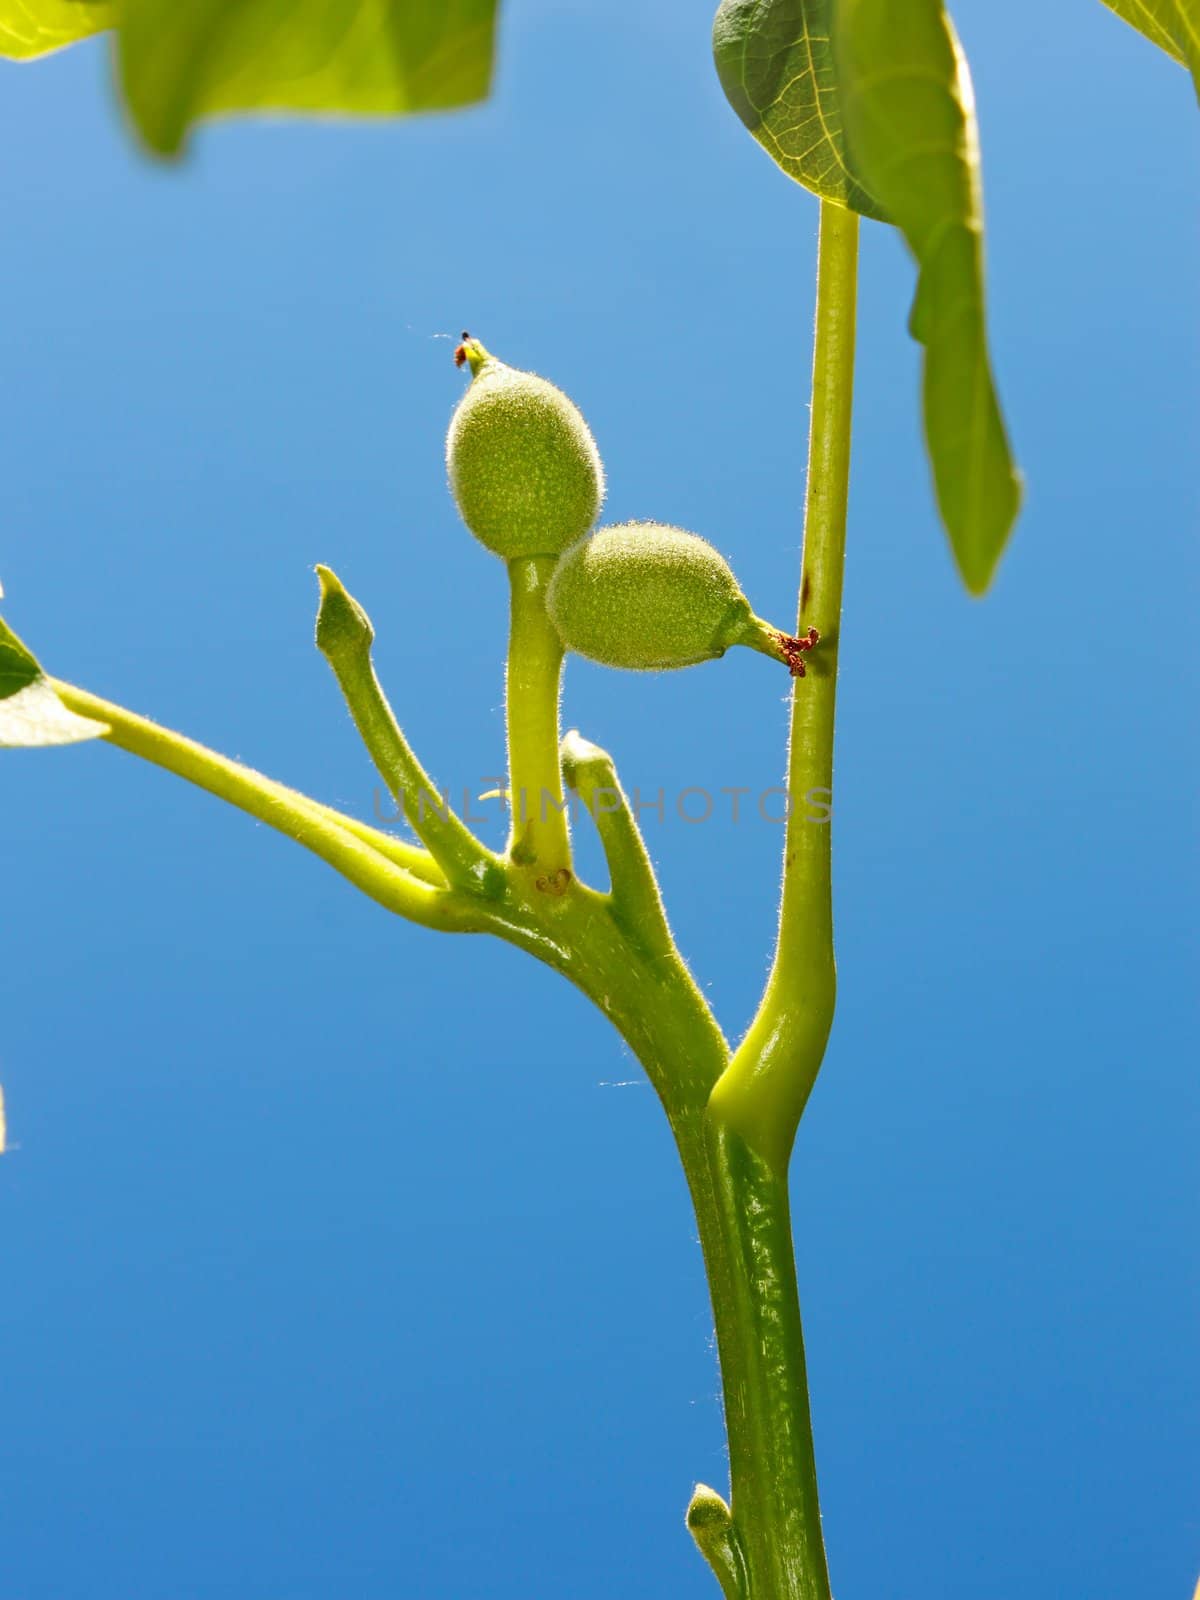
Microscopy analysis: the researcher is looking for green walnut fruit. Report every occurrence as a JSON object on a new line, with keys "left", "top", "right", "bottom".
{"left": 446, "top": 335, "right": 605, "bottom": 560}
{"left": 546, "top": 522, "right": 817, "bottom": 674}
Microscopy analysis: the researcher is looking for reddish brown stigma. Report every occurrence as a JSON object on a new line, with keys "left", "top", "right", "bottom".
{"left": 453, "top": 329, "right": 472, "bottom": 369}
{"left": 777, "top": 626, "right": 820, "bottom": 677}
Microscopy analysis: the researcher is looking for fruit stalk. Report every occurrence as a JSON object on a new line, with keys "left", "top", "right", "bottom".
{"left": 506, "top": 555, "right": 572, "bottom": 875}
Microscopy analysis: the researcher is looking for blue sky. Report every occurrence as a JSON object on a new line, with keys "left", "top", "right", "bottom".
{"left": 1, "top": 3, "right": 1197, "bottom": 1596}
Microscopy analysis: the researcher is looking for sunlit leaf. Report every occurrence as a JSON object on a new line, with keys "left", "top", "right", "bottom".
{"left": 1098, "top": 0, "right": 1200, "bottom": 95}
{"left": 117, "top": 0, "right": 500, "bottom": 156}
{"left": 834, "top": 0, "right": 1021, "bottom": 594}
{"left": 0, "top": 614, "right": 108, "bottom": 747}
{"left": 712, "top": 0, "right": 887, "bottom": 219}
{"left": 0, "top": 0, "right": 113, "bottom": 60}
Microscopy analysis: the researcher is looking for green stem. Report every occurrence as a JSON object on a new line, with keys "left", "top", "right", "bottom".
{"left": 51, "top": 680, "right": 476, "bottom": 932}
{"left": 506, "top": 556, "right": 571, "bottom": 875}
{"left": 316, "top": 813, "right": 444, "bottom": 886}
{"left": 712, "top": 199, "right": 859, "bottom": 1170}
{"left": 684, "top": 198, "right": 859, "bottom": 1598}
{"left": 684, "top": 1123, "right": 831, "bottom": 1600}
{"left": 560, "top": 729, "right": 674, "bottom": 961}
{"left": 518, "top": 876, "right": 728, "bottom": 1125}
{"left": 315, "top": 566, "right": 499, "bottom": 895}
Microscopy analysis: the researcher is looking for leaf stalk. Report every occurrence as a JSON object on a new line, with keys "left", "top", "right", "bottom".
{"left": 712, "top": 200, "right": 858, "bottom": 1172}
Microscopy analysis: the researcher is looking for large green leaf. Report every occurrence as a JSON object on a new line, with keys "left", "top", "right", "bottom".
{"left": 1099, "top": 0, "right": 1200, "bottom": 94}
{"left": 712, "top": 0, "right": 887, "bottom": 220}
{"left": 117, "top": 0, "right": 499, "bottom": 156}
{"left": 834, "top": 0, "right": 1020, "bottom": 594}
{"left": 0, "top": 0, "right": 113, "bottom": 59}
{"left": 0, "top": 612, "right": 108, "bottom": 747}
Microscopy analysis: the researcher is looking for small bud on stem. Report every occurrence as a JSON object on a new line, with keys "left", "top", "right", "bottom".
{"left": 686, "top": 1484, "right": 748, "bottom": 1599}
{"left": 314, "top": 564, "right": 374, "bottom": 661}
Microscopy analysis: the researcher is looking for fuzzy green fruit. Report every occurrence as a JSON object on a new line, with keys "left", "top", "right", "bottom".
{"left": 547, "top": 522, "right": 814, "bottom": 674}
{"left": 547, "top": 523, "right": 748, "bottom": 670}
{"left": 446, "top": 336, "right": 605, "bottom": 560}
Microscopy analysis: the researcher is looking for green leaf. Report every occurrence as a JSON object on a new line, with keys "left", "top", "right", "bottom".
{"left": 0, "top": 0, "right": 113, "bottom": 60}
{"left": 834, "top": 0, "right": 1021, "bottom": 594}
{"left": 1098, "top": 0, "right": 1200, "bottom": 93}
{"left": 0, "top": 614, "right": 108, "bottom": 747}
{"left": 712, "top": 0, "right": 887, "bottom": 220}
{"left": 117, "top": 0, "right": 500, "bottom": 156}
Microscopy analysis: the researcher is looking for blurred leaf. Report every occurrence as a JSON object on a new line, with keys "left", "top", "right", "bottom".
{"left": 117, "top": 0, "right": 499, "bottom": 156}
{"left": 834, "top": 0, "right": 1020, "bottom": 594}
{"left": 0, "top": 0, "right": 113, "bottom": 59}
{"left": 0, "top": 615, "right": 108, "bottom": 747}
{"left": 712, "top": 0, "right": 887, "bottom": 219}
{"left": 1098, "top": 0, "right": 1200, "bottom": 94}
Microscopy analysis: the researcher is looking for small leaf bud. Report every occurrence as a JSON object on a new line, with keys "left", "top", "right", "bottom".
{"left": 314, "top": 564, "right": 374, "bottom": 663}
